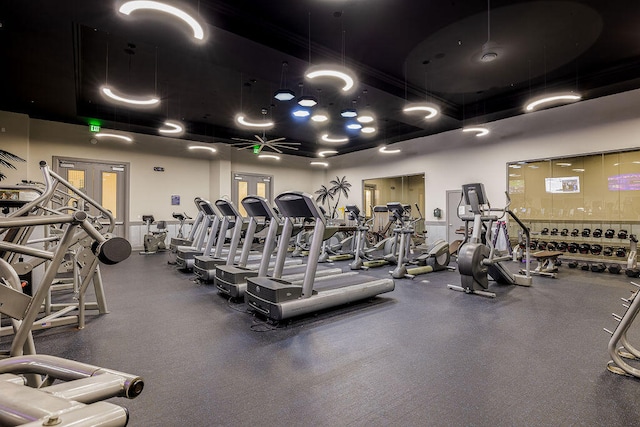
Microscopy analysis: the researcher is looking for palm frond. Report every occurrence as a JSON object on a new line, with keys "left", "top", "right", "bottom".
{"left": 0, "top": 150, "right": 25, "bottom": 181}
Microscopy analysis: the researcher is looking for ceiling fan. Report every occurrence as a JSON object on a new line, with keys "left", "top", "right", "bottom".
{"left": 231, "top": 133, "right": 301, "bottom": 154}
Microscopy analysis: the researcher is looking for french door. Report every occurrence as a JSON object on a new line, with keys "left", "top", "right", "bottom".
{"left": 232, "top": 172, "right": 273, "bottom": 217}
{"left": 53, "top": 157, "right": 129, "bottom": 238}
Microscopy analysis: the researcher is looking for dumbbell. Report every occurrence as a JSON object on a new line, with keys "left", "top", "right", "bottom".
{"left": 608, "top": 264, "right": 622, "bottom": 274}
{"left": 590, "top": 263, "right": 606, "bottom": 273}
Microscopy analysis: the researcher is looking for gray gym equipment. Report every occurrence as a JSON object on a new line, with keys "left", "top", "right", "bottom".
{"left": 172, "top": 211, "right": 190, "bottom": 239}
{"left": 624, "top": 235, "right": 639, "bottom": 277}
{"left": 214, "top": 196, "right": 339, "bottom": 299}
{"left": 193, "top": 198, "right": 260, "bottom": 282}
{"left": 175, "top": 199, "right": 220, "bottom": 271}
{"left": 140, "top": 215, "right": 167, "bottom": 254}
{"left": 386, "top": 203, "right": 452, "bottom": 279}
{"left": 0, "top": 161, "right": 131, "bottom": 341}
{"left": 169, "top": 197, "right": 203, "bottom": 250}
{"left": 447, "top": 183, "right": 531, "bottom": 298}
{"left": 0, "top": 354, "right": 143, "bottom": 426}
{"left": 604, "top": 282, "right": 640, "bottom": 378}
{"left": 245, "top": 191, "right": 395, "bottom": 321}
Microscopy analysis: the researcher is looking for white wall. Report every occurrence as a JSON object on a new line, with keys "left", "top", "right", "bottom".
{"left": 328, "top": 89, "right": 640, "bottom": 242}
{"left": 3, "top": 88, "right": 640, "bottom": 246}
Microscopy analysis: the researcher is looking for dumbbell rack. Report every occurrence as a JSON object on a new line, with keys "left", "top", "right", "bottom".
{"left": 509, "top": 221, "right": 638, "bottom": 268}
{"left": 604, "top": 282, "right": 640, "bottom": 377}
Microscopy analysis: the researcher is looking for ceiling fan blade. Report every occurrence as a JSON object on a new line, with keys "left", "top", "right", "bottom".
{"left": 231, "top": 138, "right": 258, "bottom": 144}
{"left": 254, "top": 135, "right": 266, "bottom": 143}
{"left": 271, "top": 143, "right": 299, "bottom": 151}
{"left": 265, "top": 137, "right": 286, "bottom": 143}
{"left": 268, "top": 146, "right": 283, "bottom": 154}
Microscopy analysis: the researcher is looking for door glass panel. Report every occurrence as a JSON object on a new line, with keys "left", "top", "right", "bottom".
{"left": 67, "top": 169, "right": 85, "bottom": 208}
{"left": 101, "top": 172, "right": 118, "bottom": 219}
{"left": 256, "top": 182, "right": 266, "bottom": 198}
{"left": 238, "top": 181, "right": 249, "bottom": 216}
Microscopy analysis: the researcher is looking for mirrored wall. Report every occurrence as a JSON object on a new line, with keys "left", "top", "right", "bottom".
{"left": 508, "top": 149, "right": 640, "bottom": 221}
{"left": 362, "top": 174, "right": 425, "bottom": 233}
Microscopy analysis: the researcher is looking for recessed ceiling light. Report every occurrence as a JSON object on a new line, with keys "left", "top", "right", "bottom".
{"left": 159, "top": 120, "right": 184, "bottom": 135}
{"left": 118, "top": 1, "right": 205, "bottom": 41}
{"left": 403, "top": 103, "right": 439, "bottom": 119}
{"left": 525, "top": 93, "right": 581, "bottom": 112}
{"left": 361, "top": 126, "right": 376, "bottom": 134}
{"left": 95, "top": 132, "right": 133, "bottom": 142}
{"left": 101, "top": 86, "right": 159, "bottom": 107}
{"left": 258, "top": 154, "right": 280, "bottom": 160}
{"left": 321, "top": 134, "right": 348, "bottom": 143}
{"left": 188, "top": 145, "right": 217, "bottom": 154}
{"left": 509, "top": 164, "right": 521, "bottom": 169}
{"left": 462, "top": 126, "right": 489, "bottom": 137}
{"left": 318, "top": 150, "right": 338, "bottom": 157}
{"left": 292, "top": 108, "right": 311, "bottom": 118}
{"left": 310, "top": 111, "right": 329, "bottom": 122}
{"left": 379, "top": 146, "right": 401, "bottom": 154}
{"left": 236, "top": 114, "right": 274, "bottom": 128}
{"left": 356, "top": 112, "right": 374, "bottom": 123}
{"left": 340, "top": 108, "right": 358, "bottom": 118}
{"left": 297, "top": 96, "right": 318, "bottom": 107}
{"left": 305, "top": 65, "right": 356, "bottom": 92}
{"left": 346, "top": 122, "right": 362, "bottom": 130}
{"left": 274, "top": 89, "right": 295, "bottom": 101}
{"left": 310, "top": 161, "right": 329, "bottom": 167}
{"left": 556, "top": 162, "right": 572, "bottom": 167}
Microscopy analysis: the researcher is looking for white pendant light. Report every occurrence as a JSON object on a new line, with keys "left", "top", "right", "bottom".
{"left": 118, "top": 1, "right": 205, "bottom": 41}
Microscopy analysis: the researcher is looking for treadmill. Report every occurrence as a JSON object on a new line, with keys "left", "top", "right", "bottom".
{"left": 175, "top": 199, "right": 220, "bottom": 271}
{"left": 245, "top": 191, "right": 395, "bottom": 321}
{"left": 193, "top": 199, "right": 259, "bottom": 282}
{"left": 214, "top": 195, "right": 340, "bottom": 299}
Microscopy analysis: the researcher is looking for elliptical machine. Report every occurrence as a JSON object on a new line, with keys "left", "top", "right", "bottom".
{"left": 387, "top": 203, "right": 452, "bottom": 279}
{"left": 447, "top": 183, "right": 531, "bottom": 297}
{"left": 140, "top": 215, "right": 167, "bottom": 254}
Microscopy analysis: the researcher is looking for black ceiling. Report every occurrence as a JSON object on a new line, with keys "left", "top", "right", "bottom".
{"left": 2, "top": 1, "right": 640, "bottom": 158}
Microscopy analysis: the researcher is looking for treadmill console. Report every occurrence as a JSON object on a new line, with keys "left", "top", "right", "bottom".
{"left": 215, "top": 199, "right": 241, "bottom": 217}
{"left": 199, "top": 200, "right": 218, "bottom": 216}
{"left": 241, "top": 196, "right": 275, "bottom": 219}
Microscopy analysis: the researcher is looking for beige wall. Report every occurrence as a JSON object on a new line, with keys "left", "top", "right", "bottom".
{"left": 4, "top": 87, "right": 640, "bottom": 235}
{"left": 330, "top": 89, "right": 640, "bottom": 224}
{"left": 0, "top": 112, "right": 325, "bottom": 225}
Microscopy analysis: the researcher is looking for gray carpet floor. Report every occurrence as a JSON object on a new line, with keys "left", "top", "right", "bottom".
{"left": 8, "top": 252, "right": 640, "bottom": 426}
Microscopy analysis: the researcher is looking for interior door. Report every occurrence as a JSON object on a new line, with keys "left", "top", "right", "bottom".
{"left": 446, "top": 190, "right": 466, "bottom": 244}
{"left": 54, "top": 157, "right": 129, "bottom": 238}
{"left": 232, "top": 172, "right": 273, "bottom": 216}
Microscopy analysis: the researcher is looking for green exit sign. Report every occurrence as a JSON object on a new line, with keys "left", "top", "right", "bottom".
{"left": 89, "top": 124, "right": 101, "bottom": 133}
{"left": 253, "top": 145, "right": 260, "bottom": 154}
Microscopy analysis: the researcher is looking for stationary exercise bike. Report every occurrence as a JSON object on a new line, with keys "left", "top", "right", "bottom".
{"left": 447, "top": 183, "right": 531, "bottom": 297}
{"left": 140, "top": 215, "right": 167, "bottom": 254}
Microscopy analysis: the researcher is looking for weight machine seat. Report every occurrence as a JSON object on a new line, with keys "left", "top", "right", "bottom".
{"left": 532, "top": 250, "right": 563, "bottom": 261}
